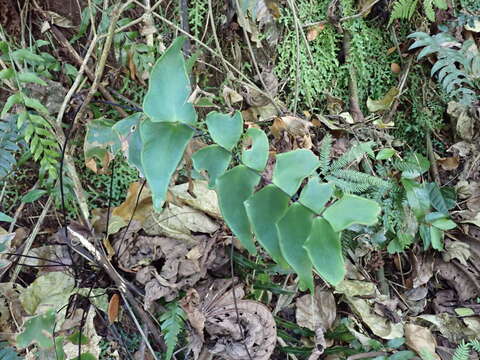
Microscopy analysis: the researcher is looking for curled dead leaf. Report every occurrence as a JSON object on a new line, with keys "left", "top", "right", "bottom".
{"left": 108, "top": 294, "right": 120, "bottom": 324}
{"left": 183, "top": 279, "right": 276, "bottom": 360}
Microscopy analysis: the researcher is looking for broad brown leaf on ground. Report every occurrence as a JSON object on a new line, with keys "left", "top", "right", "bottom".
{"left": 296, "top": 286, "right": 336, "bottom": 331}
{"left": 405, "top": 323, "right": 440, "bottom": 360}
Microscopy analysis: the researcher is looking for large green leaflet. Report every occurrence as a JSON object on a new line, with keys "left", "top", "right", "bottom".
{"left": 244, "top": 185, "right": 290, "bottom": 268}
{"left": 304, "top": 218, "right": 345, "bottom": 286}
{"left": 112, "top": 113, "right": 144, "bottom": 175}
{"left": 241, "top": 127, "right": 269, "bottom": 172}
{"left": 143, "top": 37, "right": 197, "bottom": 125}
{"left": 216, "top": 165, "right": 260, "bottom": 254}
{"left": 277, "top": 203, "right": 314, "bottom": 292}
{"left": 323, "top": 194, "right": 381, "bottom": 232}
{"left": 206, "top": 111, "right": 243, "bottom": 151}
{"left": 140, "top": 120, "right": 194, "bottom": 211}
{"left": 191, "top": 145, "right": 231, "bottom": 188}
{"left": 273, "top": 149, "right": 320, "bottom": 196}
{"left": 299, "top": 179, "right": 333, "bottom": 214}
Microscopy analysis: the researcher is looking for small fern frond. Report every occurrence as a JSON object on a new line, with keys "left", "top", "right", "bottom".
{"left": 330, "top": 142, "right": 374, "bottom": 172}
{"left": 408, "top": 31, "right": 479, "bottom": 104}
{"left": 319, "top": 133, "right": 332, "bottom": 175}
{"left": 160, "top": 301, "right": 185, "bottom": 360}
{"left": 0, "top": 115, "right": 22, "bottom": 181}
{"left": 331, "top": 169, "right": 391, "bottom": 190}
{"left": 326, "top": 175, "right": 371, "bottom": 194}
{"left": 470, "top": 339, "right": 480, "bottom": 352}
{"left": 389, "top": 0, "right": 418, "bottom": 25}
{"left": 453, "top": 341, "right": 471, "bottom": 360}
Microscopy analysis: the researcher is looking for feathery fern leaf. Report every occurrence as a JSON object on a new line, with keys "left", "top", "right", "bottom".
{"left": 0, "top": 115, "right": 22, "bottom": 181}
{"left": 408, "top": 31, "right": 479, "bottom": 105}
{"left": 470, "top": 339, "right": 480, "bottom": 352}
{"left": 389, "top": 0, "right": 418, "bottom": 24}
{"left": 160, "top": 302, "right": 185, "bottom": 360}
{"left": 330, "top": 142, "right": 374, "bottom": 172}
{"left": 453, "top": 341, "right": 472, "bottom": 360}
{"left": 319, "top": 133, "right": 332, "bottom": 175}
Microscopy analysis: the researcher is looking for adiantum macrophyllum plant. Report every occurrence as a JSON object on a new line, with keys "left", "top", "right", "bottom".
{"left": 105, "top": 37, "right": 381, "bottom": 292}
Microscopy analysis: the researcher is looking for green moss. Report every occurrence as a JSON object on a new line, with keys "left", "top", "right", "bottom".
{"left": 274, "top": 0, "right": 399, "bottom": 113}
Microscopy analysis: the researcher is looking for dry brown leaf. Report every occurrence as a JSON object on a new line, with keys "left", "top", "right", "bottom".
{"left": 435, "top": 235, "right": 480, "bottom": 301}
{"left": 411, "top": 253, "right": 434, "bottom": 288}
{"left": 390, "top": 63, "right": 401, "bottom": 73}
{"left": 442, "top": 239, "right": 471, "bottom": 266}
{"left": 296, "top": 287, "right": 336, "bottom": 331}
{"left": 112, "top": 182, "right": 153, "bottom": 225}
{"left": 307, "top": 24, "right": 325, "bottom": 41}
{"left": 170, "top": 181, "right": 221, "bottom": 219}
{"left": 108, "top": 294, "right": 120, "bottom": 324}
{"left": 183, "top": 278, "right": 276, "bottom": 360}
{"left": 405, "top": 324, "right": 440, "bottom": 360}
{"left": 223, "top": 86, "right": 243, "bottom": 107}
{"left": 437, "top": 156, "right": 459, "bottom": 171}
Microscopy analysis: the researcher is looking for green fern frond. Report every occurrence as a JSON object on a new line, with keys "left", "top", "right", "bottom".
{"left": 389, "top": 0, "right": 419, "bottom": 25}
{"left": 408, "top": 31, "right": 479, "bottom": 105}
{"left": 453, "top": 341, "right": 472, "bottom": 360}
{"left": 160, "top": 301, "right": 185, "bottom": 360}
{"left": 319, "top": 133, "right": 332, "bottom": 175}
{"left": 470, "top": 339, "right": 480, "bottom": 352}
{"left": 0, "top": 115, "right": 22, "bottom": 181}
{"left": 331, "top": 169, "right": 391, "bottom": 189}
{"left": 330, "top": 142, "right": 374, "bottom": 172}
{"left": 326, "top": 175, "right": 371, "bottom": 194}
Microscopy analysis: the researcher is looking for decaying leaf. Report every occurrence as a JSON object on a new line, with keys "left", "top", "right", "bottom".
{"left": 435, "top": 235, "right": 480, "bottom": 301}
{"left": 447, "top": 101, "right": 476, "bottom": 141}
{"left": 169, "top": 181, "right": 221, "bottom": 218}
{"left": 307, "top": 24, "right": 325, "bottom": 41}
{"left": 183, "top": 278, "right": 276, "bottom": 360}
{"left": 419, "top": 313, "right": 478, "bottom": 343}
{"left": 62, "top": 308, "right": 101, "bottom": 359}
{"left": 411, "top": 253, "right": 434, "bottom": 288}
{"left": 367, "top": 87, "right": 399, "bottom": 113}
{"left": 223, "top": 86, "right": 243, "bottom": 107}
{"left": 405, "top": 324, "right": 440, "bottom": 360}
{"left": 112, "top": 181, "right": 153, "bottom": 225}
{"left": 336, "top": 280, "right": 403, "bottom": 339}
{"left": 296, "top": 286, "right": 336, "bottom": 331}
{"left": 108, "top": 294, "right": 120, "bottom": 324}
{"left": 437, "top": 157, "right": 459, "bottom": 171}
{"left": 19, "top": 272, "right": 75, "bottom": 317}
{"left": 143, "top": 203, "right": 219, "bottom": 244}
{"left": 442, "top": 239, "right": 471, "bottom": 266}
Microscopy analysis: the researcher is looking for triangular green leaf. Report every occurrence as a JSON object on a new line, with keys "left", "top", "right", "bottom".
{"left": 241, "top": 127, "right": 269, "bottom": 172}
{"left": 205, "top": 111, "right": 243, "bottom": 151}
{"left": 299, "top": 179, "right": 333, "bottom": 214}
{"left": 112, "top": 113, "right": 144, "bottom": 175}
{"left": 304, "top": 217, "right": 345, "bottom": 286}
{"left": 216, "top": 165, "right": 260, "bottom": 254}
{"left": 16, "top": 309, "right": 56, "bottom": 349}
{"left": 143, "top": 37, "right": 197, "bottom": 125}
{"left": 277, "top": 203, "right": 314, "bottom": 292}
{"left": 273, "top": 149, "right": 320, "bottom": 196}
{"left": 191, "top": 145, "right": 231, "bottom": 188}
{"left": 244, "top": 185, "right": 290, "bottom": 268}
{"left": 323, "top": 194, "right": 380, "bottom": 231}
{"left": 140, "top": 120, "right": 194, "bottom": 211}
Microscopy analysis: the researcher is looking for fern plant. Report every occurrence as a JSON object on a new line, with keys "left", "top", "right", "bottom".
{"left": 0, "top": 115, "right": 22, "bottom": 181}
{"left": 0, "top": 41, "right": 60, "bottom": 182}
{"left": 408, "top": 30, "right": 480, "bottom": 105}
{"left": 453, "top": 339, "right": 480, "bottom": 360}
{"left": 318, "top": 134, "right": 390, "bottom": 194}
{"left": 160, "top": 302, "right": 186, "bottom": 360}
{"left": 389, "top": 0, "right": 447, "bottom": 24}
